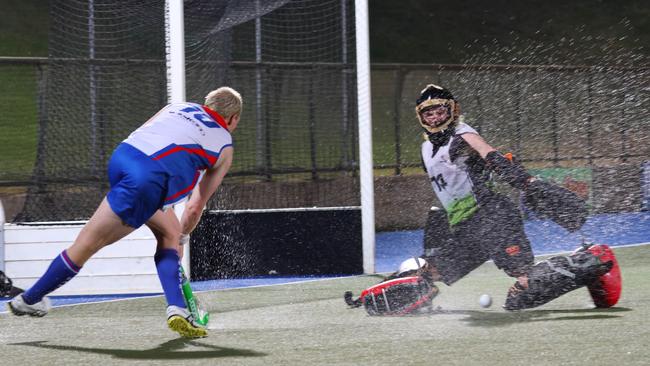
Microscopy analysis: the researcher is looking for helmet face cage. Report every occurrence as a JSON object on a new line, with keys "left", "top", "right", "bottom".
{"left": 415, "top": 84, "right": 460, "bottom": 134}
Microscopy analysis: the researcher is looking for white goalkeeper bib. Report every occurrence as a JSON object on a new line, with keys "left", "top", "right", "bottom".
{"left": 421, "top": 123, "right": 479, "bottom": 225}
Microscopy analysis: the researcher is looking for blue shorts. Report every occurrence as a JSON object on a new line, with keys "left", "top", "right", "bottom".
{"left": 106, "top": 143, "right": 170, "bottom": 228}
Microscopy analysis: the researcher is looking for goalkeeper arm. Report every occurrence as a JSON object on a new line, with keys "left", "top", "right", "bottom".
{"left": 484, "top": 150, "right": 535, "bottom": 189}
{"left": 461, "top": 133, "right": 587, "bottom": 231}
{"left": 483, "top": 151, "right": 589, "bottom": 232}
{"left": 460, "top": 133, "right": 534, "bottom": 189}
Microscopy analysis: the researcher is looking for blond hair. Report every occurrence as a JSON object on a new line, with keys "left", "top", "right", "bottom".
{"left": 204, "top": 87, "right": 242, "bottom": 119}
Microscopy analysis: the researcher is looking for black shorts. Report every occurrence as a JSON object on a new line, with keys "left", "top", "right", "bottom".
{"left": 423, "top": 195, "right": 534, "bottom": 285}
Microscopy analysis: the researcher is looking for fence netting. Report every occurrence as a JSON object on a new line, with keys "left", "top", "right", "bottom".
{"left": 14, "top": 0, "right": 360, "bottom": 222}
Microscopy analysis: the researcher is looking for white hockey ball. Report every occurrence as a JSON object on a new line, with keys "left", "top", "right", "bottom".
{"left": 479, "top": 294, "right": 492, "bottom": 308}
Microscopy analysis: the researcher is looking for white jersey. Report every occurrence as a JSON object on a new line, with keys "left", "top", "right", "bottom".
{"left": 122, "top": 102, "right": 232, "bottom": 206}
{"left": 124, "top": 102, "right": 232, "bottom": 165}
{"left": 421, "top": 123, "right": 480, "bottom": 225}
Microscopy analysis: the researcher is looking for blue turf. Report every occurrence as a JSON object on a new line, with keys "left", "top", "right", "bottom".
{"left": 1, "top": 211, "right": 648, "bottom": 309}
{"left": 375, "top": 211, "right": 650, "bottom": 273}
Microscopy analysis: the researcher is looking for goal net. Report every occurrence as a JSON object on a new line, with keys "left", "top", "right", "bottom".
{"left": 15, "top": 0, "right": 360, "bottom": 222}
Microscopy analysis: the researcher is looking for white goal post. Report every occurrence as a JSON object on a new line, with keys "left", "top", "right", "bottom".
{"left": 165, "top": 0, "right": 191, "bottom": 276}
{"left": 354, "top": 0, "right": 375, "bottom": 274}
{"left": 1, "top": 200, "right": 5, "bottom": 273}
{"left": 164, "top": 0, "right": 375, "bottom": 275}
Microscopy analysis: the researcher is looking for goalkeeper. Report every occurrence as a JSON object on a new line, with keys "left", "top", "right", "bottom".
{"left": 7, "top": 87, "right": 243, "bottom": 338}
{"left": 382, "top": 84, "right": 610, "bottom": 311}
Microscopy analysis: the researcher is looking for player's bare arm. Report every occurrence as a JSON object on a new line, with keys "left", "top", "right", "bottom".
{"left": 181, "top": 146, "right": 234, "bottom": 236}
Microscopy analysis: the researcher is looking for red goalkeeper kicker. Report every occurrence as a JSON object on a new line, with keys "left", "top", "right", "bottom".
{"left": 586, "top": 244, "right": 622, "bottom": 308}
{"left": 359, "top": 276, "right": 437, "bottom": 316}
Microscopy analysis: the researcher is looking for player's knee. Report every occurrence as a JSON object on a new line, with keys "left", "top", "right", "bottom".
{"left": 150, "top": 227, "right": 181, "bottom": 252}
{"left": 149, "top": 209, "right": 181, "bottom": 239}
{"left": 158, "top": 231, "right": 181, "bottom": 250}
{"left": 494, "top": 246, "right": 533, "bottom": 279}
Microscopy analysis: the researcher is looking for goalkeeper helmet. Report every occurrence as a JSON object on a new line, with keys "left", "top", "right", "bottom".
{"left": 415, "top": 84, "right": 460, "bottom": 134}
{"left": 397, "top": 257, "right": 427, "bottom": 276}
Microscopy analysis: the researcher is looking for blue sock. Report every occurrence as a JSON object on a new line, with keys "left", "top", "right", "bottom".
{"left": 23, "top": 250, "right": 81, "bottom": 305}
{"left": 154, "top": 249, "right": 186, "bottom": 308}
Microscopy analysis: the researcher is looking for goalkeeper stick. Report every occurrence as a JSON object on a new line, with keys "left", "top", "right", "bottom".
{"left": 344, "top": 291, "right": 362, "bottom": 307}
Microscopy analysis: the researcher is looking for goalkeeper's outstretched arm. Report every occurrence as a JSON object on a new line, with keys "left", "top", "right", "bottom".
{"left": 460, "top": 132, "right": 535, "bottom": 189}
{"left": 461, "top": 131, "right": 587, "bottom": 232}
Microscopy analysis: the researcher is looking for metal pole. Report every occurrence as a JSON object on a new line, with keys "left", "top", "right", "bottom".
{"left": 392, "top": 68, "right": 405, "bottom": 175}
{"left": 166, "top": 0, "right": 186, "bottom": 104}
{"left": 0, "top": 199, "right": 5, "bottom": 273}
{"left": 620, "top": 87, "right": 629, "bottom": 163}
{"left": 308, "top": 74, "right": 318, "bottom": 180}
{"left": 340, "top": 0, "right": 350, "bottom": 169}
{"left": 255, "top": 0, "right": 269, "bottom": 179}
{"left": 551, "top": 82, "right": 559, "bottom": 166}
{"left": 355, "top": 0, "right": 375, "bottom": 274}
{"left": 165, "top": 0, "right": 190, "bottom": 275}
{"left": 585, "top": 72, "right": 594, "bottom": 166}
{"left": 514, "top": 73, "right": 523, "bottom": 154}
{"left": 88, "top": 0, "right": 98, "bottom": 176}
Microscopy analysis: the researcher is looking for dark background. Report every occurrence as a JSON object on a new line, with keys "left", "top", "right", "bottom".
{"left": 191, "top": 209, "right": 363, "bottom": 278}
{"left": 370, "top": 0, "right": 648, "bottom": 65}
{"left": 2, "top": 0, "right": 648, "bottom": 65}
{"left": 0, "top": 0, "right": 647, "bottom": 229}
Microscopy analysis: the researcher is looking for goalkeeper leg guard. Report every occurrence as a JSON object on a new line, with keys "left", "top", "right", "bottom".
{"left": 504, "top": 247, "right": 613, "bottom": 310}
{"left": 345, "top": 276, "right": 439, "bottom": 316}
{"left": 585, "top": 244, "right": 622, "bottom": 308}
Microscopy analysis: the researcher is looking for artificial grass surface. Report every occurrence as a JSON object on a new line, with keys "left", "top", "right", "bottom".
{"left": 1, "top": 245, "right": 648, "bottom": 365}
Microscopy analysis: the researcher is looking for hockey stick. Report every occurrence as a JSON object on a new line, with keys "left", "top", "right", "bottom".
{"left": 344, "top": 291, "right": 362, "bottom": 308}
{"left": 180, "top": 266, "right": 210, "bottom": 326}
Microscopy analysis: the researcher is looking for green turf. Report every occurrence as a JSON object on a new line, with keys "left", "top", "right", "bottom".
{"left": 1, "top": 245, "right": 648, "bottom": 365}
